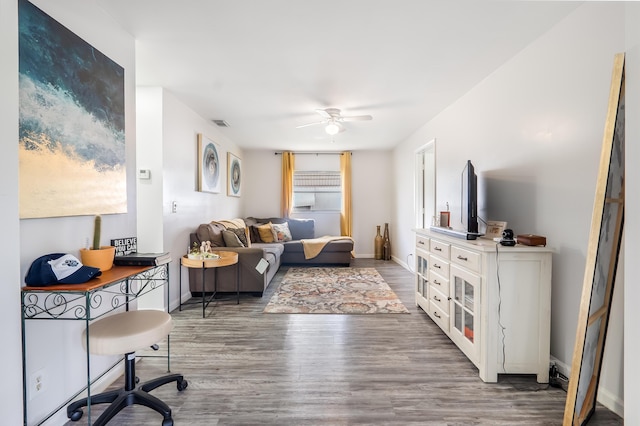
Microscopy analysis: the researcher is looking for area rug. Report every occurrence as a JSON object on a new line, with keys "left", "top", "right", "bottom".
{"left": 263, "top": 267, "right": 410, "bottom": 314}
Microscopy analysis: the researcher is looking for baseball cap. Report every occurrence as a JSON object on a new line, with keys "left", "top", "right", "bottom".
{"left": 25, "top": 253, "right": 102, "bottom": 286}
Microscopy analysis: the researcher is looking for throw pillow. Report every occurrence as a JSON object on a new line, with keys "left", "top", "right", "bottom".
{"left": 257, "top": 222, "right": 275, "bottom": 243}
{"left": 196, "top": 223, "right": 225, "bottom": 247}
{"left": 249, "top": 225, "right": 263, "bottom": 243}
{"left": 271, "top": 222, "right": 292, "bottom": 242}
{"left": 228, "top": 227, "right": 248, "bottom": 247}
{"left": 222, "top": 230, "right": 245, "bottom": 247}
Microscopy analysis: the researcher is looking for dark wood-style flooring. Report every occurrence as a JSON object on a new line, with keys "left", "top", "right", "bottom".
{"left": 64, "top": 259, "right": 622, "bottom": 425}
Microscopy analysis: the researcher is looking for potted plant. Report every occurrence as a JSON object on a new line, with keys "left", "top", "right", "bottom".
{"left": 79, "top": 215, "right": 116, "bottom": 271}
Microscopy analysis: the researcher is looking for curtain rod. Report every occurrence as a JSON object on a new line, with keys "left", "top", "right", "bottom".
{"left": 274, "top": 151, "right": 351, "bottom": 155}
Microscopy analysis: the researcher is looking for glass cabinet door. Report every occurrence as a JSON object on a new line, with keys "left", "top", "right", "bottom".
{"left": 450, "top": 264, "right": 480, "bottom": 363}
{"left": 415, "top": 248, "right": 429, "bottom": 300}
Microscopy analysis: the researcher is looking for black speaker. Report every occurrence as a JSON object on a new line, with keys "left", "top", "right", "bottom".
{"left": 500, "top": 229, "right": 516, "bottom": 246}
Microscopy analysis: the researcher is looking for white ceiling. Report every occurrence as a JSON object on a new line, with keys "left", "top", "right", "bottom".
{"left": 96, "top": 0, "right": 580, "bottom": 152}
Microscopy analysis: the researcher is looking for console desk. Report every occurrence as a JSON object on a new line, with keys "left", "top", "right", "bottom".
{"left": 414, "top": 229, "right": 552, "bottom": 383}
{"left": 21, "top": 263, "right": 170, "bottom": 426}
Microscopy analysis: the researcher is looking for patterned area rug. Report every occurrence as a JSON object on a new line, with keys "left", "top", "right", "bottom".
{"left": 263, "top": 267, "right": 410, "bottom": 314}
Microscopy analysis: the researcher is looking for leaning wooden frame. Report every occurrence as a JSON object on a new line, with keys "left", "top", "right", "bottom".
{"left": 563, "top": 53, "right": 625, "bottom": 426}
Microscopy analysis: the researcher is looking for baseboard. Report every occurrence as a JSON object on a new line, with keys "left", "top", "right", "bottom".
{"left": 550, "top": 356, "right": 623, "bottom": 418}
{"left": 392, "top": 256, "right": 410, "bottom": 272}
{"left": 597, "top": 387, "right": 624, "bottom": 418}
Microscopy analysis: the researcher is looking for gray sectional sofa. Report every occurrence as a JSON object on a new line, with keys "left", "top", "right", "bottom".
{"left": 188, "top": 217, "right": 353, "bottom": 296}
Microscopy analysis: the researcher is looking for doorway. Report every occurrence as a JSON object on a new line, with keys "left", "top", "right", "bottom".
{"left": 415, "top": 140, "right": 436, "bottom": 228}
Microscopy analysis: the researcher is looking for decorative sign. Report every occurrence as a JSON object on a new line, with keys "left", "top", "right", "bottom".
{"left": 111, "top": 237, "right": 137, "bottom": 256}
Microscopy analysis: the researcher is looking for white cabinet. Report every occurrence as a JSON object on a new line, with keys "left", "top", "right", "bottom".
{"left": 414, "top": 229, "right": 552, "bottom": 383}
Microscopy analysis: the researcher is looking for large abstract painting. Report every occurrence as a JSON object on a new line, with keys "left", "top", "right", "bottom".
{"left": 563, "top": 53, "right": 625, "bottom": 426}
{"left": 18, "top": 0, "right": 126, "bottom": 218}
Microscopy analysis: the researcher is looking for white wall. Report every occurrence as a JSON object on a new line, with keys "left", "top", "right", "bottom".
{"left": 6, "top": 1, "right": 137, "bottom": 424}
{"left": 136, "top": 87, "right": 244, "bottom": 309}
{"left": 624, "top": 3, "right": 640, "bottom": 424}
{"left": 241, "top": 150, "right": 393, "bottom": 258}
{"left": 0, "top": 0, "right": 24, "bottom": 424}
{"left": 392, "top": 2, "right": 626, "bottom": 415}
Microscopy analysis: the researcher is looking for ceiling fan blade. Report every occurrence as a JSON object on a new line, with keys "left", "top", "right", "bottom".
{"left": 315, "top": 108, "right": 333, "bottom": 119}
{"left": 295, "top": 121, "right": 325, "bottom": 129}
{"left": 340, "top": 115, "right": 373, "bottom": 122}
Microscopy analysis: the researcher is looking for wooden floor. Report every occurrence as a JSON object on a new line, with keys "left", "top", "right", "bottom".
{"left": 65, "top": 259, "right": 622, "bottom": 425}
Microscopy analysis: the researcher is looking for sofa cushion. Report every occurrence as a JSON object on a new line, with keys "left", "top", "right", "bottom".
{"left": 271, "top": 222, "right": 292, "bottom": 242}
{"left": 227, "top": 227, "right": 248, "bottom": 246}
{"left": 245, "top": 217, "right": 315, "bottom": 240}
{"left": 286, "top": 218, "right": 314, "bottom": 239}
{"left": 222, "top": 230, "right": 245, "bottom": 247}
{"left": 196, "top": 223, "right": 225, "bottom": 247}
{"left": 248, "top": 225, "right": 262, "bottom": 243}
{"left": 282, "top": 239, "right": 353, "bottom": 253}
{"left": 257, "top": 223, "right": 275, "bottom": 243}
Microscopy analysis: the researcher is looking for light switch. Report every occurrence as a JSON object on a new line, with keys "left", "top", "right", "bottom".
{"left": 138, "top": 169, "right": 151, "bottom": 179}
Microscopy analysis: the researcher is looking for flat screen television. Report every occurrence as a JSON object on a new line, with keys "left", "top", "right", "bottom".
{"left": 461, "top": 160, "right": 479, "bottom": 234}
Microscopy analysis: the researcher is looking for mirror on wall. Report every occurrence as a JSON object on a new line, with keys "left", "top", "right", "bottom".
{"left": 415, "top": 139, "right": 436, "bottom": 228}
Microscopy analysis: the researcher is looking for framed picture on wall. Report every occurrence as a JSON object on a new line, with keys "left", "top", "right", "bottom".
{"left": 197, "top": 133, "right": 221, "bottom": 193}
{"left": 227, "top": 152, "right": 242, "bottom": 197}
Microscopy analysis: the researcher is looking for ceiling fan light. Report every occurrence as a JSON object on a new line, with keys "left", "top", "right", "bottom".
{"left": 325, "top": 122, "right": 340, "bottom": 136}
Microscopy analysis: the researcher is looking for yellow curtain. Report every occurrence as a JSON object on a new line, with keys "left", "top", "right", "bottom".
{"left": 281, "top": 152, "right": 295, "bottom": 218}
{"left": 340, "top": 152, "right": 352, "bottom": 237}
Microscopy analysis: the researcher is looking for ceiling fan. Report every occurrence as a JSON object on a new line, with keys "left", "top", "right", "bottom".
{"left": 296, "top": 108, "right": 373, "bottom": 135}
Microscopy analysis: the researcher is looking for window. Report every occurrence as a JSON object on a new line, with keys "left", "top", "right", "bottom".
{"left": 292, "top": 171, "right": 342, "bottom": 212}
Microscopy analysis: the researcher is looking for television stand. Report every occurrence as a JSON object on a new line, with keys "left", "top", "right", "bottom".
{"left": 429, "top": 226, "right": 480, "bottom": 240}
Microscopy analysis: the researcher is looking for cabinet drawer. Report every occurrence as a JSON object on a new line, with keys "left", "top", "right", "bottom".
{"left": 416, "top": 235, "right": 429, "bottom": 250}
{"left": 429, "top": 254, "right": 450, "bottom": 277}
{"left": 429, "top": 301, "right": 449, "bottom": 332}
{"left": 430, "top": 239, "right": 450, "bottom": 258}
{"left": 428, "top": 269, "right": 449, "bottom": 297}
{"left": 451, "top": 246, "right": 481, "bottom": 273}
{"left": 430, "top": 286, "right": 449, "bottom": 313}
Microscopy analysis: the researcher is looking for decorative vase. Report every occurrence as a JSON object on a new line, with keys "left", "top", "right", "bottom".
{"left": 382, "top": 223, "right": 391, "bottom": 261}
{"left": 374, "top": 226, "right": 383, "bottom": 260}
{"left": 79, "top": 246, "right": 116, "bottom": 271}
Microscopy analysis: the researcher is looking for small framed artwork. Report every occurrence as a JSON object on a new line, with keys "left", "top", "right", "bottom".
{"left": 197, "top": 133, "right": 221, "bottom": 193}
{"left": 484, "top": 220, "right": 507, "bottom": 239}
{"left": 227, "top": 152, "right": 242, "bottom": 197}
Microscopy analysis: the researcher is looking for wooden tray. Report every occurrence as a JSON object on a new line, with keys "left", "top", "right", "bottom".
{"left": 516, "top": 234, "right": 547, "bottom": 246}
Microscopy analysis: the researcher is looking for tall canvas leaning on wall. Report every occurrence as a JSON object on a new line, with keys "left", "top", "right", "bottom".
{"left": 18, "top": 0, "right": 126, "bottom": 218}
{"left": 563, "top": 53, "right": 625, "bottom": 426}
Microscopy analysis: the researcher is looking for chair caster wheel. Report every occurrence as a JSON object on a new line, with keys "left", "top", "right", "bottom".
{"left": 162, "top": 418, "right": 174, "bottom": 426}
{"left": 68, "top": 409, "right": 83, "bottom": 421}
{"left": 177, "top": 379, "right": 188, "bottom": 391}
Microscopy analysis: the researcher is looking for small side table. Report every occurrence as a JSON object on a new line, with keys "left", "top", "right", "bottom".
{"left": 179, "top": 251, "right": 239, "bottom": 317}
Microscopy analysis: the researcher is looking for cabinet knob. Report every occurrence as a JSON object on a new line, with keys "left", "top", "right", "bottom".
{"left": 434, "top": 311, "right": 441, "bottom": 318}
{"left": 434, "top": 295, "right": 441, "bottom": 302}
{"left": 435, "top": 247, "right": 442, "bottom": 251}
{"left": 457, "top": 255, "right": 468, "bottom": 261}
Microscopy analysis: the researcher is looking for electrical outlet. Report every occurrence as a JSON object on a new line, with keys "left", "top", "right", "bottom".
{"left": 30, "top": 369, "right": 45, "bottom": 400}
{"left": 171, "top": 201, "right": 177, "bottom": 214}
